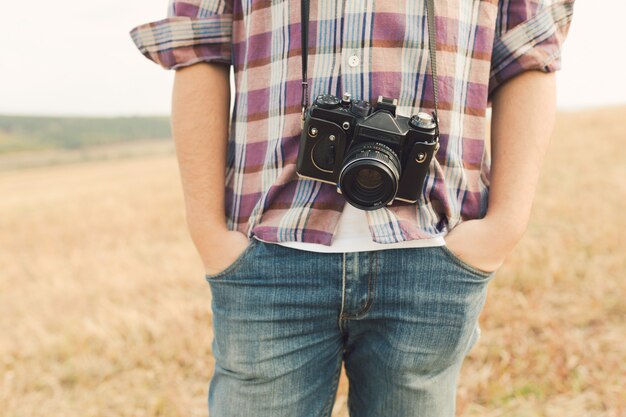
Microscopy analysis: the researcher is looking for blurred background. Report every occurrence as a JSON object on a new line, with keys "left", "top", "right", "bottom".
{"left": 1, "top": 1, "right": 624, "bottom": 417}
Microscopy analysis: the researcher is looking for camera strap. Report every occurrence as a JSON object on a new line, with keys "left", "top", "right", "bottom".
{"left": 300, "top": 0, "right": 440, "bottom": 133}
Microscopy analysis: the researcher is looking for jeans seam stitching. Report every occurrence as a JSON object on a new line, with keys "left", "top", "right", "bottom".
{"left": 362, "top": 252, "right": 376, "bottom": 315}
{"left": 338, "top": 253, "right": 347, "bottom": 331}
{"left": 341, "top": 252, "right": 376, "bottom": 319}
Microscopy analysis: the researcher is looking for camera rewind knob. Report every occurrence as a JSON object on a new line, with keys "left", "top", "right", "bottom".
{"left": 315, "top": 94, "right": 341, "bottom": 109}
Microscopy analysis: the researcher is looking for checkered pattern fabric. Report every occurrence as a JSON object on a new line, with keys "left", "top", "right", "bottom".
{"left": 130, "top": 0, "right": 574, "bottom": 245}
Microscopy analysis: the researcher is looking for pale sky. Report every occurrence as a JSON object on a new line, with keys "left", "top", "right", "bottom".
{"left": 0, "top": 0, "right": 623, "bottom": 116}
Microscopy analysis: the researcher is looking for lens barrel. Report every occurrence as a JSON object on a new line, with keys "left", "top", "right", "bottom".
{"left": 338, "top": 142, "right": 401, "bottom": 210}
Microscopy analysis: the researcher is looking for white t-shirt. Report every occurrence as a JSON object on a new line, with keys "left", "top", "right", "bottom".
{"left": 267, "top": 202, "right": 445, "bottom": 253}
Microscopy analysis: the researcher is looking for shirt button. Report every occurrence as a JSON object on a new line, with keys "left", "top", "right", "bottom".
{"left": 348, "top": 54, "right": 360, "bottom": 67}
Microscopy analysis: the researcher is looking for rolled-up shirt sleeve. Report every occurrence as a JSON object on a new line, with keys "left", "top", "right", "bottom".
{"left": 488, "top": 0, "right": 574, "bottom": 97}
{"left": 129, "top": 0, "right": 234, "bottom": 70}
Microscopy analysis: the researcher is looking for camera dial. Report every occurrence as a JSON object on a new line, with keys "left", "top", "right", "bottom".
{"left": 350, "top": 100, "right": 371, "bottom": 117}
{"left": 409, "top": 112, "right": 436, "bottom": 130}
{"left": 315, "top": 94, "right": 341, "bottom": 109}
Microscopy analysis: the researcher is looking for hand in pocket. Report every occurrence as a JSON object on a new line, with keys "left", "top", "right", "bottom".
{"left": 191, "top": 229, "right": 252, "bottom": 276}
{"left": 443, "top": 218, "right": 523, "bottom": 274}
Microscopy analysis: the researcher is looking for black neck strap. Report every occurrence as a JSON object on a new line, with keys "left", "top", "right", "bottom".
{"left": 300, "top": 0, "right": 439, "bottom": 132}
{"left": 301, "top": 0, "right": 310, "bottom": 117}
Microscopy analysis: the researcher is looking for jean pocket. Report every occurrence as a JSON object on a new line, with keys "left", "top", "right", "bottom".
{"left": 204, "top": 238, "right": 259, "bottom": 281}
{"left": 437, "top": 244, "right": 495, "bottom": 279}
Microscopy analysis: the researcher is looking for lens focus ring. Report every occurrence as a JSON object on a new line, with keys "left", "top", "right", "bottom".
{"left": 343, "top": 142, "right": 401, "bottom": 179}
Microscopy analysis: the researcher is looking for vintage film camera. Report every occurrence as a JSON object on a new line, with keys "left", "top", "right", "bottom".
{"left": 296, "top": 93, "right": 440, "bottom": 210}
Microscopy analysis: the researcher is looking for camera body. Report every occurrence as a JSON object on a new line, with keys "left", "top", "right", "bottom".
{"left": 296, "top": 93, "right": 439, "bottom": 210}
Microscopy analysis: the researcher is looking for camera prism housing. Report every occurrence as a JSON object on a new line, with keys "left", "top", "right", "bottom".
{"left": 296, "top": 93, "right": 439, "bottom": 210}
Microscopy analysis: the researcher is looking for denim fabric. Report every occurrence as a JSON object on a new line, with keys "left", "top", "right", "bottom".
{"left": 204, "top": 237, "right": 495, "bottom": 417}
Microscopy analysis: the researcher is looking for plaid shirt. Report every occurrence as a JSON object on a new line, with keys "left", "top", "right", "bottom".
{"left": 130, "top": 0, "right": 574, "bottom": 246}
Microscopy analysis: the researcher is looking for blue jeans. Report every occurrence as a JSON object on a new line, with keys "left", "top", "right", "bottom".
{"left": 204, "top": 237, "right": 495, "bottom": 417}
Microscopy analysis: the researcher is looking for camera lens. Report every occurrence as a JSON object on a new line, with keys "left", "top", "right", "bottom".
{"left": 356, "top": 168, "right": 382, "bottom": 190}
{"left": 338, "top": 142, "right": 401, "bottom": 210}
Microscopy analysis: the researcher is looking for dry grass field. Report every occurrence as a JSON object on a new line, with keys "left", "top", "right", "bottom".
{"left": 1, "top": 107, "right": 624, "bottom": 417}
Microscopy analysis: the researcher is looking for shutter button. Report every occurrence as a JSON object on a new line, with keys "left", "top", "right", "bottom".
{"left": 348, "top": 55, "right": 360, "bottom": 67}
